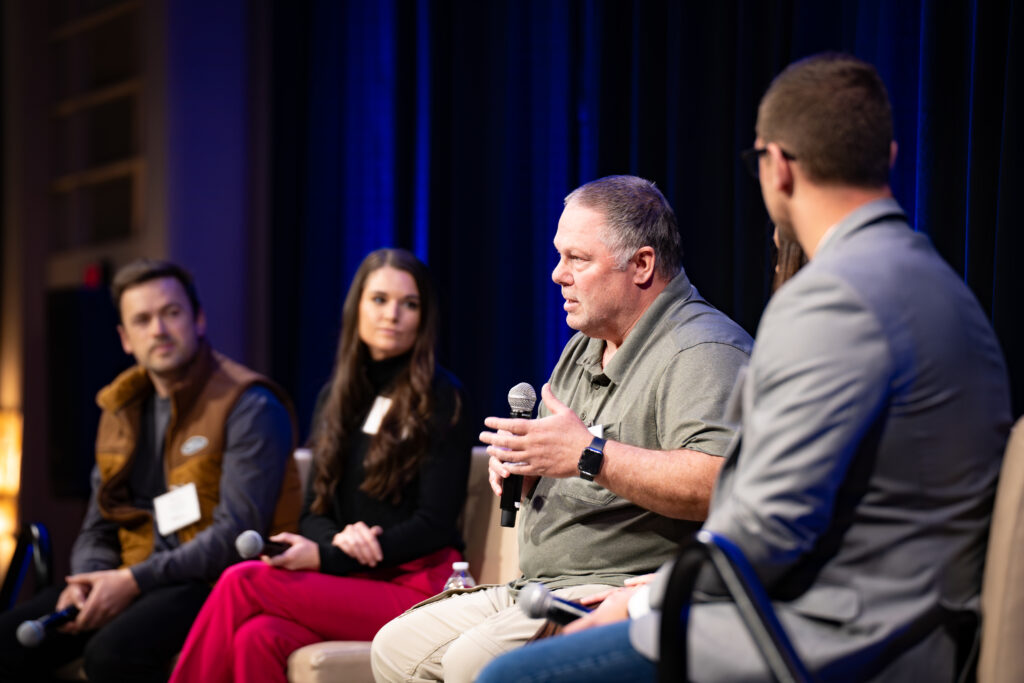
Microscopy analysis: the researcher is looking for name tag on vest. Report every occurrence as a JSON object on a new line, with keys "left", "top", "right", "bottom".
{"left": 153, "top": 483, "right": 202, "bottom": 536}
{"left": 362, "top": 396, "right": 393, "bottom": 435}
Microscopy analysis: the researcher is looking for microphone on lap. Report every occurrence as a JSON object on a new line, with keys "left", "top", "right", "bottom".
{"left": 518, "top": 582, "right": 591, "bottom": 625}
{"left": 235, "top": 530, "right": 290, "bottom": 560}
{"left": 499, "top": 382, "right": 538, "bottom": 528}
{"left": 16, "top": 606, "right": 80, "bottom": 647}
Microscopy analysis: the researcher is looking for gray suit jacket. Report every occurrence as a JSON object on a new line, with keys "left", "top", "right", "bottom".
{"left": 692, "top": 199, "right": 1011, "bottom": 681}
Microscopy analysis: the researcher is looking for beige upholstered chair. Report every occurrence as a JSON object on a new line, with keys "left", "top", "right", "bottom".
{"left": 978, "top": 416, "right": 1024, "bottom": 682}
{"left": 287, "top": 446, "right": 519, "bottom": 683}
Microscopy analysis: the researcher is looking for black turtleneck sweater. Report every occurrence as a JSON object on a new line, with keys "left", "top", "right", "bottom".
{"left": 299, "top": 355, "right": 474, "bottom": 576}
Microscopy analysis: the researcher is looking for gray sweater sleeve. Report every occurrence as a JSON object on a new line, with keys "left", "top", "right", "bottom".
{"left": 129, "top": 385, "right": 293, "bottom": 591}
{"left": 70, "top": 466, "right": 124, "bottom": 574}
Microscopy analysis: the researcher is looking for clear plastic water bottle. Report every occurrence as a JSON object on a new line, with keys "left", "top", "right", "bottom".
{"left": 443, "top": 561, "right": 476, "bottom": 590}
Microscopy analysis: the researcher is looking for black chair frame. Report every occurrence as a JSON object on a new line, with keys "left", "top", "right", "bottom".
{"left": 0, "top": 522, "right": 54, "bottom": 609}
{"left": 658, "top": 529, "right": 814, "bottom": 683}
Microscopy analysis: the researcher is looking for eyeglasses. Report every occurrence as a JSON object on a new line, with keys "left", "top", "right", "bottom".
{"left": 740, "top": 146, "right": 797, "bottom": 179}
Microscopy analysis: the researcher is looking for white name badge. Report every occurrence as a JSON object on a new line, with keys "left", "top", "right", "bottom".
{"left": 153, "top": 482, "right": 202, "bottom": 536}
{"left": 588, "top": 424, "right": 604, "bottom": 438}
{"left": 362, "top": 396, "right": 393, "bottom": 435}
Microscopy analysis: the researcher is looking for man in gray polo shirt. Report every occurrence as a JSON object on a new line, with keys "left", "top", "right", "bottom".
{"left": 371, "top": 175, "right": 752, "bottom": 683}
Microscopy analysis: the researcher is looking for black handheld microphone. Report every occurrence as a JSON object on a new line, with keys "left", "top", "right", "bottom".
{"left": 518, "top": 582, "right": 592, "bottom": 625}
{"left": 499, "top": 382, "right": 537, "bottom": 528}
{"left": 16, "top": 605, "right": 80, "bottom": 647}
{"left": 235, "top": 530, "right": 290, "bottom": 559}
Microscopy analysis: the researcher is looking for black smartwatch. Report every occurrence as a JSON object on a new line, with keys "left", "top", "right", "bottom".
{"left": 578, "top": 436, "right": 606, "bottom": 481}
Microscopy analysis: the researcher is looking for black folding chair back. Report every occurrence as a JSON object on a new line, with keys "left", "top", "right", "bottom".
{"left": 658, "top": 529, "right": 814, "bottom": 683}
{"left": 0, "top": 522, "right": 53, "bottom": 609}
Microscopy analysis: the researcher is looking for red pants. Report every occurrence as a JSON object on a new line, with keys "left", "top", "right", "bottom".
{"left": 169, "top": 547, "right": 461, "bottom": 683}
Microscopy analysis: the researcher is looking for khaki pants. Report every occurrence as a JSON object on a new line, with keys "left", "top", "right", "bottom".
{"left": 370, "top": 583, "right": 609, "bottom": 683}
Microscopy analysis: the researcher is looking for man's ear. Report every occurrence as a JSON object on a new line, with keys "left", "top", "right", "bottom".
{"left": 195, "top": 309, "right": 207, "bottom": 337}
{"left": 632, "top": 246, "right": 657, "bottom": 285}
{"left": 767, "top": 142, "right": 794, "bottom": 195}
{"left": 889, "top": 140, "right": 898, "bottom": 169}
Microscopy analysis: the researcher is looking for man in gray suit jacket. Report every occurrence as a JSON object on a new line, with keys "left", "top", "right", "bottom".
{"left": 476, "top": 53, "right": 1011, "bottom": 683}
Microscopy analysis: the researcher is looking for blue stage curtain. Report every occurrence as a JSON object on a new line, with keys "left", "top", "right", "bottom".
{"left": 266, "top": 0, "right": 1024, "bottom": 434}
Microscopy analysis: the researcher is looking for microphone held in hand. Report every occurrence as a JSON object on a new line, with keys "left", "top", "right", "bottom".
{"left": 518, "top": 582, "right": 591, "bottom": 625}
{"left": 16, "top": 605, "right": 80, "bottom": 647}
{"left": 499, "top": 382, "right": 538, "bottom": 528}
{"left": 235, "top": 530, "right": 290, "bottom": 560}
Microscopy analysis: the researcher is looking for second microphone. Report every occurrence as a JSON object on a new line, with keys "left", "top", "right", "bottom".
{"left": 499, "top": 382, "right": 538, "bottom": 528}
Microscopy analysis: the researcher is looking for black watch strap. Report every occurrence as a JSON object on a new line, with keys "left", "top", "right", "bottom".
{"left": 578, "top": 435, "right": 606, "bottom": 481}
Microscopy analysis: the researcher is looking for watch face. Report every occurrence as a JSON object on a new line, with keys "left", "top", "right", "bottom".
{"left": 578, "top": 448, "right": 603, "bottom": 480}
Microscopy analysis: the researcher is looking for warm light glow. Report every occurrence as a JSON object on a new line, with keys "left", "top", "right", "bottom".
{"left": 0, "top": 410, "right": 22, "bottom": 495}
{"left": 0, "top": 410, "right": 21, "bottom": 577}
{"left": 0, "top": 498, "right": 15, "bottom": 577}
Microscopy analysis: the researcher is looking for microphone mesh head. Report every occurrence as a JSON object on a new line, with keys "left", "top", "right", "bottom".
{"left": 508, "top": 383, "right": 537, "bottom": 414}
{"left": 235, "top": 530, "right": 263, "bottom": 559}
{"left": 517, "top": 582, "right": 549, "bottom": 619}
{"left": 16, "top": 620, "right": 44, "bottom": 647}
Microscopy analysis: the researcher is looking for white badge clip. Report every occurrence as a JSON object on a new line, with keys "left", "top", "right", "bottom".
{"left": 362, "top": 396, "right": 393, "bottom": 435}
{"left": 153, "top": 482, "right": 202, "bottom": 536}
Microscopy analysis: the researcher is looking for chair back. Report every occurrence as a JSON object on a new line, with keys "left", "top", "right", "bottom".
{"left": 978, "top": 416, "right": 1024, "bottom": 682}
{"left": 459, "top": 446, "right": 519, "bottom": 584}
{"left": 0, "top": 523, "right": 53, "bottom": 609}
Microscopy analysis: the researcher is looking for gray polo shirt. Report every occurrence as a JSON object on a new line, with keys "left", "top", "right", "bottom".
{"left": 515, "top": 271, "right": 752, "bottom": 590}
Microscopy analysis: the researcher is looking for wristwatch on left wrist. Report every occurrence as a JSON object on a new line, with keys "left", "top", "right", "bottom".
{"left": 578, "top": 436, "right": 606, "bottom": 481}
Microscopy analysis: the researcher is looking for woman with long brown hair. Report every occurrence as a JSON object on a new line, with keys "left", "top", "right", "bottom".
{"left": 169, "top": 248, "right": 473, "bottom": 683}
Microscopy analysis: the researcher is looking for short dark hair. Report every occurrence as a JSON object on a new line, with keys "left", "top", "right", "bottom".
{"left": 757, "top": 53, "right": 893, "bottom": 188}
{"left": 564, "top": 175, "right": 683, "bottom": 280}
{"left": 111, "top": 259, "right": 201, "bottom": 322}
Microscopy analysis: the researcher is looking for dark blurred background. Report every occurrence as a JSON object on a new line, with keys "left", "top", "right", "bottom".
{"left": 1, "top": 0, "right": 1020, "bottom": 579}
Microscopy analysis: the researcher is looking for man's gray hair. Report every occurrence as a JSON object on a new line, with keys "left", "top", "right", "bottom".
{"left": 564, "top": 175, "right": 683, "bottom": 279}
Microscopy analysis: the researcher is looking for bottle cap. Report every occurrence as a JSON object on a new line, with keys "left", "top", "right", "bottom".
{"left": 452, "top": 561, "right": 469, "bottom": 570}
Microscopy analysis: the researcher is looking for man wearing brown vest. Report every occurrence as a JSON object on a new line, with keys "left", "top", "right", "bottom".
{"left": 0, "top": 259, "right": 301, "bottom": 682}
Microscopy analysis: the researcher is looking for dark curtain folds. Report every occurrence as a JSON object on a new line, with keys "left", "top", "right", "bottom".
{"left": 266, "top": 0, "right": 1024, "bottom": 437}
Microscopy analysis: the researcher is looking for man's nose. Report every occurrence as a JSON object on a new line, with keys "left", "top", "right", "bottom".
{"left": 551, "top": 259, "right": 570, "bottom": 285}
